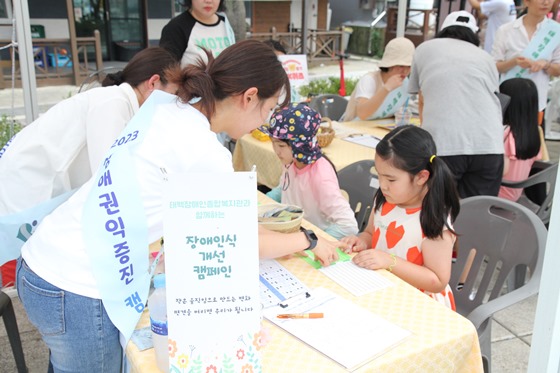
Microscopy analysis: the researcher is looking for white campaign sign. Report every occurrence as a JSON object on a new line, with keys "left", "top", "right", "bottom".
{"left": 278, "top": 54, "right": 309, "bottom": 103}
{"left": 163, "top": 172, "right": 262, "bottom": 373}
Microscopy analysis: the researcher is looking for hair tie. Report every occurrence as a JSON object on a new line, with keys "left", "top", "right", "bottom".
{"left": 429, "top": 155, "right": 436, "bottom": 163}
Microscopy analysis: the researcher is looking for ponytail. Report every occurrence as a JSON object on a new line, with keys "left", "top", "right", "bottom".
{"left": 167, "top": 40, "right": 291, "bottom": 119}
{"left": 422, "top": 156, "right": 460, "bottom": 238}
{"left": 374, "top": 125, "right": 460, "bottom": 239}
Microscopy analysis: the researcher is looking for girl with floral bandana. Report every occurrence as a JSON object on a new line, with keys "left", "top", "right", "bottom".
{"left": 265, "top": 103, "right": 359, "bottom": 239}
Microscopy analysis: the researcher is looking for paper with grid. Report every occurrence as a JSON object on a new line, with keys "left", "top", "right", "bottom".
{"left": 259, "top": 259, "right": 309, "bottom": 308}
{"left": 319, "top": 261, "right": 395, "bottom": 296}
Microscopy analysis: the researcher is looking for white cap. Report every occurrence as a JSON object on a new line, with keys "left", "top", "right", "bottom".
{"left": 441, "top": 11, "right": 479, "bottom": 33}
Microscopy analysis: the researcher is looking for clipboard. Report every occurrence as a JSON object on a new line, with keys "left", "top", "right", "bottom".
{"left": 263, "top": 287, "right": 411, "bottom": 371}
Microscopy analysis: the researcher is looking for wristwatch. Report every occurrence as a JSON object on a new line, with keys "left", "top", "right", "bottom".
{"left": 300, "top": 227, "right": 318, "bottom": 251}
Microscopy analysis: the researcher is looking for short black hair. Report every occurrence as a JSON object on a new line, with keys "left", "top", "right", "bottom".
{"left": 263, "top": 39, "right": 287, "bottom": 55}
{"left": 180, "top": 0, "right": 226, "bottom": 12}
{"left": 436, "top": 25, "right": 480, "bottom": 47}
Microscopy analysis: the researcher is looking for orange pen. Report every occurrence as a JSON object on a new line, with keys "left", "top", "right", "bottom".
{"left": 277, "top": 313, "right": 324, "bottom": 319}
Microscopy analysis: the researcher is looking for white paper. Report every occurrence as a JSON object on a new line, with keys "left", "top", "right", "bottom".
{"left": 264, "top": 287, "right": 411, "bottom": 371}
{"left": 343, "top": 134, "right": 381, "bottom": 149}
{"left": 319, "top": 261, "right": 395, "bottom": 297}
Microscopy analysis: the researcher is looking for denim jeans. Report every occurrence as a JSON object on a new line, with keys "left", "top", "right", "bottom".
{"left": 16, "top": 257, "right": 122, "bottom": 373}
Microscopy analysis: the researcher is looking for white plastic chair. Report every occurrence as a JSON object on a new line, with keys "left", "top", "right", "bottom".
{"left": 450, "top": 196, "right": 547, "bottom": 373}
{"left": 337, "top": 160, "right": 378, "bottom": 232}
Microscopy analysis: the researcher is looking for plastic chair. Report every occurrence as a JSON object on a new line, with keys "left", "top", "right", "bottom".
{"left": 450, "top": 196, "right": 547, "bottom": 373}
{"left": 337, "top": 160, "right": 378, "bottom": 232}
{"left": 78, "top": 66, "right": 122, "bottom": 93}
{"left": 501, "top": 160, "right": 558, "bottom": 227}
{"left": 308, "top": 94, "right": 348, "bottom": 121}
{"left": 0, "top": 290, "right": 27, "bottom": 372}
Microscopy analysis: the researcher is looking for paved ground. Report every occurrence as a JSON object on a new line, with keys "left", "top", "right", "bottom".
{"left": 0, "top": 56, "right": 559, "bottom": 372}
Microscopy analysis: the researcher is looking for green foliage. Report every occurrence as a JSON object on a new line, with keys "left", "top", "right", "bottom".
{"left": 0, "top": 114, "right": 22, "bottom": 148}
{"left": 298, "top": 76, "right": 358, "bottom": 98}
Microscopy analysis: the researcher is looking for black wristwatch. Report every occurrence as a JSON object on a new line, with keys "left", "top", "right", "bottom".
{"left": 300, "top": 227, "right": 318, "bottom": 251}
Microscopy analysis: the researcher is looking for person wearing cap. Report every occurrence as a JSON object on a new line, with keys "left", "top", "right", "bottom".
{"left": 342, "top": 37, "right": 415, "bottom": 121}
{"left": 467, "top": 0, "right": 516, "bottom": 53}
{"left": 492, "top": 0, "right": 560, "bottom": 123}
{"left": 266, "top": 103, "right": 359, "bottom": 239}
{"left": 408, "top": 11, "right": 504, "bottom": 198}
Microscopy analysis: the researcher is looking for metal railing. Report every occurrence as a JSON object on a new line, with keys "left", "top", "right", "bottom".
{"left": 0, "top": 30, "right": 103, "bottom": 88}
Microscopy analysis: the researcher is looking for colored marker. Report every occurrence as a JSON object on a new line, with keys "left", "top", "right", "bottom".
{"left": 277, "top": 313, "right": 324, "bottom": 319}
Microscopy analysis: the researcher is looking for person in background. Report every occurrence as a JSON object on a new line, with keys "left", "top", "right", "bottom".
{"left": 343, "top": 37, "right": 415, "bottom": 121}
{"left": 467, "top": 0, "right": 516, "bottom": 53}
{"left": 340, "top": 125, "right": 460, "bottom": 310}
{"left": 17, "top": 40, "right": 339, "bottom": 372}
{"left": 498, "top": 78, "right": 542, "bottom": 201}
{"left": 159, "top": 0, "right": 235, "bottom": 67}
{"left": 0, "top": 48, "right": 178, "bottom": 287}
{"left": 265, "top": 103, "right": 359, "bottom": 239}
{"left": 409, "top": 11, "right": 504, "bottom": 198}
{"left": 492, "top": 0, "right": 560, "bottom": 123}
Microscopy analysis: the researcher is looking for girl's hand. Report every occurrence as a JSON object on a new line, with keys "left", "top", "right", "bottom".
{"left": 340, "top": 235, "right": 368, "bottom": 253}
{"left": 352, "top": 249, "right": 393, "bottom": 270}
{"left": 383, "top": 74, "right": 405, "bottom": 92}
{"left": 309, "top": 237, "right": 340, "bottom": 266}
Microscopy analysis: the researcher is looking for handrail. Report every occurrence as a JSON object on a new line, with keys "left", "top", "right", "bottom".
{"left": 0, "top": 29, "right": 103, "bottom": 88}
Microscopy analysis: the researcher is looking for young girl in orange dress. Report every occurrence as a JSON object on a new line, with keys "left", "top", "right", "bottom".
{"left": 340, "top": 125, "right": 460, "bottom": 309}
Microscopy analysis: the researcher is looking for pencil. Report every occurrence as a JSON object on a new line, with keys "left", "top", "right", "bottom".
{"left": 277, "top": 313, "right": 324, "bottom": 319}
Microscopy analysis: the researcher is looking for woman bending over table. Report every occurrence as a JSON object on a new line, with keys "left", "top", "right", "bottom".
{"left": 343, "top": 37, "right": 415, "bottom": 121}
{"left": 16, "top": 40, "right": 339, "bottom": 373}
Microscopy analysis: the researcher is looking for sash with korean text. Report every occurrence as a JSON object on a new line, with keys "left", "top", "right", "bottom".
{"left": 371, "top": 78, "right": 409, "bottom": 119}
{"left": 82, "top": 90, "right": 176, "bottom": 346}
{"left": 502, "top": 18, "right": 560, "bottom": 82}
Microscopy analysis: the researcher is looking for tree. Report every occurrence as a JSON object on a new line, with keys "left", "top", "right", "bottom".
{"left": 225, "top": 0, "right": 246, "bottom": 41}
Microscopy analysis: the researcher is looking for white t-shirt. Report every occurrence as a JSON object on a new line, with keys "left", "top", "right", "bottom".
{"left": 492, "top": 16, "right": 560, "bottom": 110}
{"left": 0, "top": 83, "right": 138, "bottom": 214}
{"left": 21, "top": 98, "right": 233, "bottom": 299}
{"left": 480, "top": 0, "right": 516, "bottom": 53}
{"left": 409, "top": 38, "right": 503, "bottom": 156}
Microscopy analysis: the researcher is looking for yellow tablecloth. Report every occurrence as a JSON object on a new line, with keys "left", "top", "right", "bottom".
{"left": 126, "top": 193, "right": 483, "bottom": 373}
{"left": 232, "top": 120, "right": 395, "bottom": 189}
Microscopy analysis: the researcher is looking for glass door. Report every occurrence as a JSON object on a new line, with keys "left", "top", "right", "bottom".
{"left": 107, "top": 0, "right": 147, "bottom": 61}
{"left": 73, "top": 0, "right": 146, "bottom": 61}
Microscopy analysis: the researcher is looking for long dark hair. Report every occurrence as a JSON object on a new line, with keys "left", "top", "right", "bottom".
{"left": 374, "top": 125, "right": 460, "bottom": 239}
{"left": 166, "top": 39, "right": 290, "bottom": 118}
{"left": 499, "top": 78, "right": 541, "bottom": 160}
{"left": 102, "top": 47, "right": 178, "bottom": 88}
{"left": 436, "top": 25, "right": 480, "bottom": 47}
{"left": 180, "top": 0, "right": 226, "bottom": 12}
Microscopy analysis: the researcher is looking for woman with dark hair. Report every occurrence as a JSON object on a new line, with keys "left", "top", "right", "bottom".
{"left": 498, "top": 78, "right": 542, "bottom": 201}
{"left": 0, "top": 47, "right": 178, "bottom": 215}
{"left": 159, "top": 0, "right": 235, "bottom": 67}
{"left": 492, "top": 0, "right": 560, "bottom": 124}
{"left": 408, "top": 11, "right": 504, "bottom": 198}
{"left": 340, "top": 125, "right": 460, "bottom": 310}
{"left": 16, "top": 40, "right": 339, "bottom": 372}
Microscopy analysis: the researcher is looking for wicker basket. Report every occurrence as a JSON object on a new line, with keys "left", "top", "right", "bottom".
{"left": 317, "top": 117, "right": 335, "bottom": 148}
{"left": 258, "top": 204, "right": 303, "bottom": 233}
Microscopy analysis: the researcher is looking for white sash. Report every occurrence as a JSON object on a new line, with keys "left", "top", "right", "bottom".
{"left": 82, "top": 90, "right": 177, "bottom": 346}
{"left": 371, "top": 78, "right": 410, "bottom": 119}
{"left": 502, "top": 18, "right": 560, "bottom": 81}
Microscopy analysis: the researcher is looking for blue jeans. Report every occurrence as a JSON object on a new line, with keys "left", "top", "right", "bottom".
{"left": 16, "top": 258, "right": 122, "bottom": 373}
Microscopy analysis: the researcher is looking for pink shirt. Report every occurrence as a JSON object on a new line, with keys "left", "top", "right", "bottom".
{"left": 280, "top": 157, "right": 358, "bottom": 239}
{"left": 498, "top": 126, "right": 542, "bottom": 201}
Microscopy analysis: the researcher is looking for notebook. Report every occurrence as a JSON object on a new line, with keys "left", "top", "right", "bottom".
{"left": 263, "top": 287, "right": 411, "bottom": 371}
